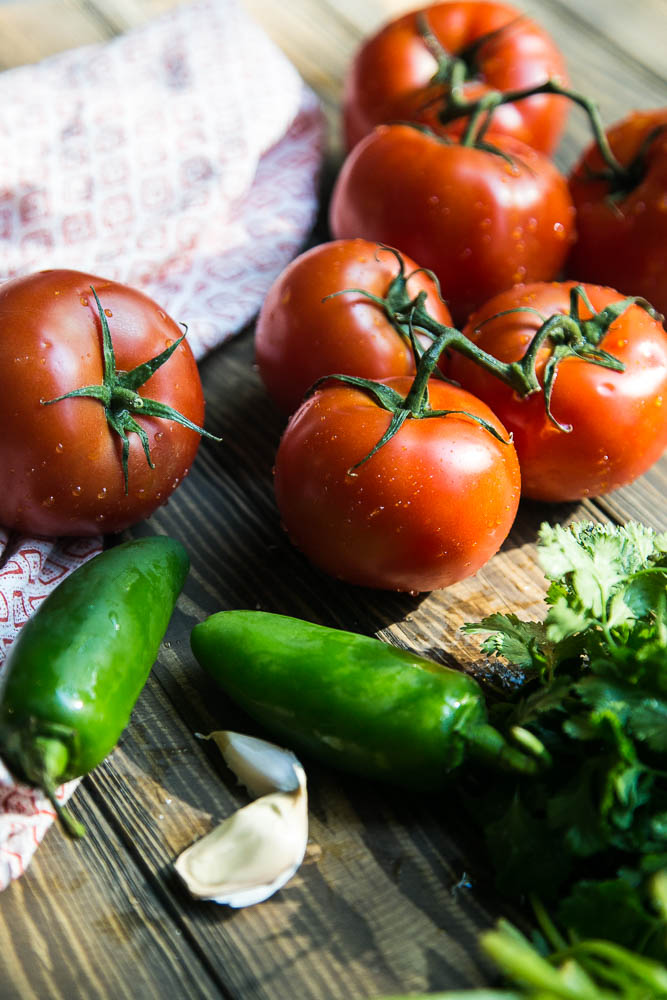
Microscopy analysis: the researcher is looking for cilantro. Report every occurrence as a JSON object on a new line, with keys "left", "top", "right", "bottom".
{"left": 384, "top": 522, "right": 667, "bottom": 1000}
{"left": 458, "top": 521, "right": 667, "bottom": 993}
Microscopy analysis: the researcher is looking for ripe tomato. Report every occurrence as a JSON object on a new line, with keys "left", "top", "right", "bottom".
{"left": 329, "top": 124, "right": 575, "bottom": 325}
{"left": 447, "top": 281, "right": 667, "bottom": 502}
{"left": 0, "top": 269, "right": 209, "bottom": 536}
{"left": 567, "top": 109, "right": 667, "bottom": 317}
{"left": 255, "top": 239, "right": 453, "bottom": 414}
{"left": 274, "top": 377, "right": 520, "bottom": 592}
{"left": 343, "top": 1, "right": 569, "bottom": 154}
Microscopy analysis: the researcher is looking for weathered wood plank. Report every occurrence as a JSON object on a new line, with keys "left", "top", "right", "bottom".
{"left": 0, "top": 2, "right": 107, "bottom": 68}
{"left": 0, "top": 769, "right": 223, "bottom": 1000}
{"left": 546, "top": 0, "right": 667, "bottom": 85}
{"left": 592, "top": 462, "right": 667, "bottom": 533}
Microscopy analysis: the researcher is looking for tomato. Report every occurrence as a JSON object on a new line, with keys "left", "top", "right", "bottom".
{"left": 273, "top": 376, "right": 520, "bottom": 592}
{"left": 329, "top": 124, "right": 575, "bottom": 326}
{"left": 447, "top": 281, "right": 667, "bottom": 502}
{"left": 255, "top": 239, "right": 453, "bottom": 414}
{"left": 0, "top": 269, "right": 210, "bottom": 536}
{"left": 567, "top": 109, "right": 667, "bottom": 317}
{"left": 343, "top": 1, "right": 569, "bottom": 154}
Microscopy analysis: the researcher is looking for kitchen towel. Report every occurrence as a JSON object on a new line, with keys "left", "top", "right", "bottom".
{"left": 0, "top": 0, "right": 323, "bottom": 888}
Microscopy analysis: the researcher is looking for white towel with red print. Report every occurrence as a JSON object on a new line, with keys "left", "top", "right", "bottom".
{"left": 0, "top": 0, "right": 323, "bottom": 888}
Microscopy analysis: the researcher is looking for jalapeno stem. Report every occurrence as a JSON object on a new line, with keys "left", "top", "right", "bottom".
{"left": 466, "top": 723, "right": 540, "bottom": 775}
{"left": 29, "top": 735, "right": 86, "bottom": 838}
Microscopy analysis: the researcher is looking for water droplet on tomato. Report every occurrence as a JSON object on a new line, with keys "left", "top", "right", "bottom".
{"left": 55, "top": 442, "right": 64, "bottom": 454}
{"left": 80, "top": 296, "right": 89, "bottom": 306}
{"left": 72, "top": 485, "right": 82, "bottom": 496}
{"left": 155, "top": 431, "right": 164, "bottom": 441}
{"left": 97, "top": 488, "right": 107, "bottom": 499}
{"left": 41, "top": 496, "right": 55, "bottom": 507}
{"left": 104, "top": 308, "right": 112, "bottom": 317}
{"left": 553, "top": 222, "right": 566, "bottom": 238}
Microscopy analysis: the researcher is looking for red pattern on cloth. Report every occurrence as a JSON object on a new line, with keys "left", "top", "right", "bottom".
{"left": 0, "top": 0, "right": 323, "bottom": 888}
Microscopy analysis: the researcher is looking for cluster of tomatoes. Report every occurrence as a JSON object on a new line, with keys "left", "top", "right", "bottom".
{"left": 256, "top": 1, "right": 667, "bottom": 594}
{"left": 0, "top": 1, "right": 664, "bottom": 599}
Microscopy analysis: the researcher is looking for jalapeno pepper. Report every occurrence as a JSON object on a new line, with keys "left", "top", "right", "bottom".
{"left": 190, "top": 611, "right": 536, "bottom": 788}
{"left": 0, "top": 535, "right": 189, "bottom": 835}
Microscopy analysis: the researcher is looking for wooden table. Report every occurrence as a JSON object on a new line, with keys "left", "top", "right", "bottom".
{"left": 0, "top": 1, "right": 665, "bottom": 997}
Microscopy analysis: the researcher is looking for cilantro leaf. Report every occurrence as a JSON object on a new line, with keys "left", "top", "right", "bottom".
{"left": 462, "top": 614, "right": 549, "bottom": 670}
{"left": 557, "top": 877, "right": 667, "bottom": 961}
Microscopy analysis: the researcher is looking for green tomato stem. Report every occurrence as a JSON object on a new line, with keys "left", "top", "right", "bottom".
{"left": 41, "top": 286, "right": 221, "bottom": 493}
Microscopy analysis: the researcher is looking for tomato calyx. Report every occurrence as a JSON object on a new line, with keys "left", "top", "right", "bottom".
{"left": 323, "top": 244, "right": 445, "bottom": 361}
{"left": 416, "top": 12, "right": 525, "bottom": 89}
{"left": 309, "top": 328, "right": 510, "bottom": 475}
{"left": 477, "top": 286, "right": 659, "bottom": 431}
{"left": 412, "top": 61, "right": 626, "bottom": 167}
{"left": 581, "top": 122, "right": 667, "bottom": 201}
{"left": 323, "top": 252, "right": 660, "bottom": 435}
{"left": 42, "top": 287, "right": 220, "bottom": 494}
{"left": 327, "top": 247, "right": 544, "bottom": 398}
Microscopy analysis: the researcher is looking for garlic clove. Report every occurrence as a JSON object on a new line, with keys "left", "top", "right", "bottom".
{"left": 205, "top": 730, "right": 302, "bottom": 797}
{"left": 175, "top": 731, "right": 308, "bottom": 907}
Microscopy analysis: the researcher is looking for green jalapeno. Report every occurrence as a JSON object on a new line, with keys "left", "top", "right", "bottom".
{"left": 191, "top": 611, "right": 536, "bottom": 788}
{"left": 0, "top": 535, "right": 189, "bottom": 835}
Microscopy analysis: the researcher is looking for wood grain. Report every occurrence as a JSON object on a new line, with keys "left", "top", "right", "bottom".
{"left": 0, "top": 1, "right": 664, "bottom": 998}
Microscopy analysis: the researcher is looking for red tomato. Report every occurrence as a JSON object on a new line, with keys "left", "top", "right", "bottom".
{"left": 343, "top": 1, "right": 569, "bottom": 154}
{"left": 0, "top": 269, "right": 209, "bottom": 536}
{"left": 447, "top": 282, "right": 667, "bottom": 502}
{"left": 568, "top": 109, "right": 667, "bottom": 317}
{"left": 329, "top": 124, "right": 575, "bottom": 326}
{"left": 274, "top": 377, "right": 520, "bottom": 592}
{"left": 255, "top": 239, "right": 453, "bottom": 414}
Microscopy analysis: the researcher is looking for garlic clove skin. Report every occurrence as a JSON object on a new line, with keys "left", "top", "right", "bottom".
{"left": 175, "top": 731, "right": 308, "bottom": 907}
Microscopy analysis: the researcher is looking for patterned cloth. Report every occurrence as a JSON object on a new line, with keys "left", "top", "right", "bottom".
{"left": 0, "top": 0, "right": 323, "bottom": 888}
